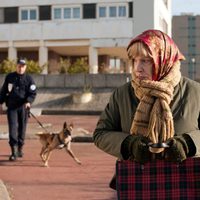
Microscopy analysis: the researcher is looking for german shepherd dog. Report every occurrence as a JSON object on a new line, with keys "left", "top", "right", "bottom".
{"left": 36, "top": 122, "right": 81, "bottom": 167}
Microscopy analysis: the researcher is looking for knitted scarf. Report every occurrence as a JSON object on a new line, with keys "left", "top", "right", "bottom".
{"left": 131, "top": 61, "right": 181, "bottom": 153}
{"left": 128, "top": 30, "right": 185, "bottom": 153}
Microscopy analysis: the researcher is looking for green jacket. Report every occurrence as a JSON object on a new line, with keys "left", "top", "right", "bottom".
{"left": 93, "top": 77, "right": 200, "bottom": 159}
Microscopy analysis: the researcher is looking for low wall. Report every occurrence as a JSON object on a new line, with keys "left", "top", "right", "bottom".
{"left": 0, "top": 73, "right": 131, "bottom": 89}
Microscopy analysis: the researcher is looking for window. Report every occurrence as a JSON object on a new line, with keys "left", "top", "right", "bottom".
{"left": 109, "top": 58, "right": 121, "bottom": 73}
{"left": 53, "top": 6, "right": 81, "bottom": 20}
{"left": 54, "top": 8, "right": 61, "bottom": 19}
{"left": 20, "top": 7, "right": 37, "bottom": 21}
{"left": 128, "top": 2, "right": 133, "bottom": 18}
{"left": 21, "top": 10, "right": 28, "bottom": 20}
{"left": 99, "top": 6, "right": 106, "bottom": 18}
{"left": 83, "top": 4, "right": 96, "bottom": 19}
{"left": 39, "top": 6, "right": 51, "bottom": 20}
{"left": 30, "top": 9, "right": 36, "bottom": 20}
{"left": 188, "top": 44, "right": 196, "bottom": 47}
{"left": 109, "top": 6, "right": 117, "bottom": 17}
{"left": 4, "top": 7, "right": 18, "bottom": 23}
{"left": 98, "top": 4, "right": 128, "bottom": 18}
{"left": 188, "top": 17, "right": 196, "bottom": 21}
{"left": 119, "top": 6, "right": 126, "bottom": 17}
{"left": 73, "top": 8, "right": 80, "bottom": 18}
{"left": 64, "top": 8, "right": 71, "bottom": 19}
{"left": 0, "top": 8, "right": 4, "bottom": 23}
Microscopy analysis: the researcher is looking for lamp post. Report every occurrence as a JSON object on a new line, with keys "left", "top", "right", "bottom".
{"left": 191, "top": 58, "right": 196, "bottom": 80}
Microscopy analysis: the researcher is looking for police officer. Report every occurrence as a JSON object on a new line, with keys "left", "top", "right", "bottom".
{"left": 0, "top": 58, "right": 37, "bottom": 161}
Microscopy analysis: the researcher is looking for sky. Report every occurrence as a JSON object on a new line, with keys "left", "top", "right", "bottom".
{"left": 172, "top": 0, "right": 200, "bottom": 16}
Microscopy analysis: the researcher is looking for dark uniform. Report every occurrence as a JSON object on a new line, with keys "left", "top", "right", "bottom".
{"left": 0, "top": 71, "right": 36, "bottom": 159}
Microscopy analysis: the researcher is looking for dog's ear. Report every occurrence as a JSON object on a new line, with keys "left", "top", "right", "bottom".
{"left": 63, "top": 122, "right": 67, "bottom": 129}
{"left": 69, "top": 123, "right": 73, "bottom": 128}
{"left": 69, "top": 123, "right": 73, "bottom": 131}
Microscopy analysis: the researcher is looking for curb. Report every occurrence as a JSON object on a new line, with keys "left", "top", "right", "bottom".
{"left": 72, "top": 136, "right": 93, "bottom": 143}
{"left": 42, "top": 110, "right": 102, "bottom": 115}
{"left": 2, "top": 110, "right": 102, "bottom": 115}
{"left": 0, "top": 180, "right": 10, "bottom": 200}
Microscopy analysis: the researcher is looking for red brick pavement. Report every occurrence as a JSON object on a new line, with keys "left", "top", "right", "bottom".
{"left": 0, "top": 114, "right": 118, "bottom": 200}
{"left": 0, "top": 140, "right": 117, "bottom": 200}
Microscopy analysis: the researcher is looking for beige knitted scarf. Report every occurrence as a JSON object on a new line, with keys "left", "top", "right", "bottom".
{"left": 130, "top": 61, "right": 181, "bottom": 153}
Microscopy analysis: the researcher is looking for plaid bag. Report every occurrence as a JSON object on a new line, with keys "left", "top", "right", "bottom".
{"left": 116, "top": 158, "right": 200, "bottom": 200}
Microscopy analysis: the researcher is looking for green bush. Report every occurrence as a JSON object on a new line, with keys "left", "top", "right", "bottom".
{"left": 67, "top": 57, "right": 89, "bottom": 74}
{"left": 26, "top": 60, "right": 44, "bottom": 74}
{"left": 0, "top": 59, "right": 16, "bottom": 73}
{"left": 59, "top": 58, "right": 71, "bottom": 74}
{"left": 0, "top": 59, "right": 43, "bottom": 74}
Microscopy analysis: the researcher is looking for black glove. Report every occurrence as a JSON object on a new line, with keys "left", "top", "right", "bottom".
{"left": 164, "top": 134, "right": 196, "bottom": 163}
{"left": 121, "top": 135, "right": 151, "bottom": 164}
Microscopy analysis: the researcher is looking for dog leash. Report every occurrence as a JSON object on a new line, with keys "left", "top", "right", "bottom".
{"left": 28, "top": 109, "right": 49, "bottom": 133}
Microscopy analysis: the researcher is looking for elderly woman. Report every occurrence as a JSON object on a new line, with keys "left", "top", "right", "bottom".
{"left": 93, "top": 29, "right": 200, "bottom": 188}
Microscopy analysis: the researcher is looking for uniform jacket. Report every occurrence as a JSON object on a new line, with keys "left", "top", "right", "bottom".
{"left": 0, "top": 72, "right": 36, "bottom": 109}
{"left": 93, "top": 77, "right": 200, "bottom": 159}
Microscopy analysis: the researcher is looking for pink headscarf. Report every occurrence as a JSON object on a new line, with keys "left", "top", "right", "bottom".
{"left": 127, "top": 29, "right": 185, "bottom": 80}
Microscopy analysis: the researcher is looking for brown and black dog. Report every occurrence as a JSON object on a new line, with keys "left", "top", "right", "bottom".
{"left": 36, "top": 122, "right": 81, "bottom": 167}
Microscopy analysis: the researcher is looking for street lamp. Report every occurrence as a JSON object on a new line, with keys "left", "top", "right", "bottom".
{"left": 191, "top": 57, "right": 196, "bottom": 80}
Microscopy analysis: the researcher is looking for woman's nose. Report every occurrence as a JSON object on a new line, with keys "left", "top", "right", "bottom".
{"left": 135, "top": 61, "right": 143, "bottom": 72}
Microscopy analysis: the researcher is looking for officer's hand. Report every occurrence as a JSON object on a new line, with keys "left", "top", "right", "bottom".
{"left": 25, "top": 102, "right": 31, "bottom": 109}
{"left": 121, "top": 135, "right": 151, "bottom": 164}
{"left": 164, "top": 136, "right": 189, "bottom": 163}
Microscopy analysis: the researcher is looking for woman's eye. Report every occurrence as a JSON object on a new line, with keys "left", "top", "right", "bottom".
{"left": 132, "top": 58, "right": 152, "bottom": 65}
{"left": 142, "top": 59, "right": 152, "bottom": 64}
{"left": 141, "top": 59, "right": 148, "bottom": 64}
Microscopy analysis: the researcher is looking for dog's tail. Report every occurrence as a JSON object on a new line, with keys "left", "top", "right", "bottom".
{"left": 35, "top": 132, "right": 54, "bottom": 135}
{"left": 35, "top": 132, "right": 47, "bottom": 135}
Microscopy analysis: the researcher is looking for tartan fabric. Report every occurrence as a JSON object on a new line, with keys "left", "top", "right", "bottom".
{"left": 116, "top": 158, "right": 200, "bottom": 200}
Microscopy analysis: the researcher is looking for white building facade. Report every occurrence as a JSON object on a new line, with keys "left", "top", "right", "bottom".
{"left": 0, "top": 0, "right": 171, "bottom": 74}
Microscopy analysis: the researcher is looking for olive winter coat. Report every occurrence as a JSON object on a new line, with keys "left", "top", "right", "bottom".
{"left": 93, "top": 77, "right": 200, "bottom": 159}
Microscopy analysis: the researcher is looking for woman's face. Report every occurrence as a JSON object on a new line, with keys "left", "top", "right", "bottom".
{"left": 132, "top": 56, "right": 153, "bottom": 80}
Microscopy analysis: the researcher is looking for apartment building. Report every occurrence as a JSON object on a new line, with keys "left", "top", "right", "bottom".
{"left": 0, "top": 0, "right": 171, "bottom": 74}
{"left": 172, "top": 14, "right": 200, "bottom": 80}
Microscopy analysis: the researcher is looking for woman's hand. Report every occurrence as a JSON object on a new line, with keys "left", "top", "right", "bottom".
{"left": 121, "top": 135, "right": 152, "bottom": 164}
{"left": 164, "top": 136, "right": 189, "bottom": 163}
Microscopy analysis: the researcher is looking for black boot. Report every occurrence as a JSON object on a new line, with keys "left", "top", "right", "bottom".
{"left": 18, "top": 146, "right": 24, "bottom": 158}
{"left": 9, "top": 146, "right": 18, "bottom": 161}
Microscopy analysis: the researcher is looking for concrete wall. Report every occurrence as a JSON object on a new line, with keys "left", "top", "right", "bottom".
{"left": 0, "top": 20, "right": 134, "bottom": 42}
{"left": 0, "top": 73, "right": 131, "bottom": 89}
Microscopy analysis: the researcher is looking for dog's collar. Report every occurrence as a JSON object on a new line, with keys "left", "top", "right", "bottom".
{"left": 57, "top": 134, "right": 65, "bottom": 145}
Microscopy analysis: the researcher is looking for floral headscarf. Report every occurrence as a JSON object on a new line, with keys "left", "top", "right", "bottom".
{"left": 127, "top": 29, "right": 185, "bottom": 80}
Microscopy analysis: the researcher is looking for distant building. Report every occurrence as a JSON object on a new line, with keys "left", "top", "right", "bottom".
{"left": 0, "top": 0, "right": 171, "bottom": 74}
{"left": 172, "top": 14, "right": 200, "bottom": 80}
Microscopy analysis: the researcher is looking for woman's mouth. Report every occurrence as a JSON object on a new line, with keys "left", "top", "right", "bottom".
{"left": 136, "top": 75, "right": 148, "bottom": 80}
